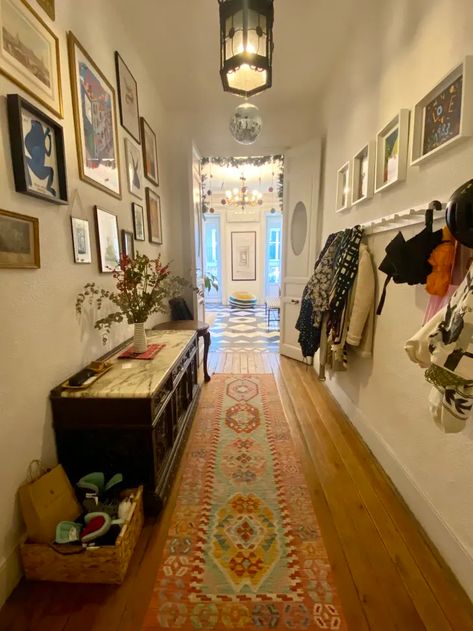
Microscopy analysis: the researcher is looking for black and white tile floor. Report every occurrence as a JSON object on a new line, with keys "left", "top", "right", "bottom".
{"left": 206, "top": 304, "right": 280, "bottom": 353}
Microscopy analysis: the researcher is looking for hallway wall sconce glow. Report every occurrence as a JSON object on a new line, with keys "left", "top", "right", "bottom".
{"left": 219, "top": 0, "right": 274, "bottom": 97}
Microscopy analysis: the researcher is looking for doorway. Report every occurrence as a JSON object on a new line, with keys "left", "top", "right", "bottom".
{"left": 265, "top": 214, "right": 282, "bottom": 299}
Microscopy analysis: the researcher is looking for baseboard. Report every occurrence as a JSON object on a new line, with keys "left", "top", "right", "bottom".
{"left": 325, "top": 378, "right": 473, "bottom": 601}
{"left": 0, "top": 544, "right": 22, "bottom": 609}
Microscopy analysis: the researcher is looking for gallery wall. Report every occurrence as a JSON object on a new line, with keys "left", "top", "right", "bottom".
{"left": 318, "top": 0, "right": 473, "bottom": 597}
{"left": 0, "top": 0, "right": 182, "bottom": 605}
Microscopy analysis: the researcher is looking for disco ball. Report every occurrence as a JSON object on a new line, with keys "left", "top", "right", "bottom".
{"left": 229, "top": 102, "right": 262, "bottom": 145}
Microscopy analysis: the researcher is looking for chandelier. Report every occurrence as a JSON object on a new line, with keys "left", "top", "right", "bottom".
{"left": 221, "top": 175, "right": 263, "bottom": 209}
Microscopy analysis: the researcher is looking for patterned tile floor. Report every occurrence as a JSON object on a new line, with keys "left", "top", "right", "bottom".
{"left": 206, "top": 304, "right": 279, "bottom": 353}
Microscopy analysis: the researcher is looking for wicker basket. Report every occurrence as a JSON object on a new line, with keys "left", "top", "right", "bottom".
{"left": 20, "top": 486, "right": 144, "bottom": 584}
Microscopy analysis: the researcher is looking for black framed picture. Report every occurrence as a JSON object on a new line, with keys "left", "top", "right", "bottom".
{"left": 132, "top": 202, "right": 145, "bottom": 241}
{"left": 6, "top": 94, "right": 68, "bottom": 204}
{"left": 146, "top": 188, "right": 162, "bottom": 245}
{"left": 115, "top": 51, "right": 140, "bottom": 143}
{"left": 121, "top": 229, "right": 135, "bottom": 259}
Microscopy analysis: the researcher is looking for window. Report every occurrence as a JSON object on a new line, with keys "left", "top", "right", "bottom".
{"left": 267, "top": 226, "right": 281, "bottom": 285}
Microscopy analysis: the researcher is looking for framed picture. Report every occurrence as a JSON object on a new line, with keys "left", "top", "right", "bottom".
{"left": 231, "top": 231, "right": 256, "bottom": 281}
{"left": 351, "top": 141, "right": 375, "bottom": 206}
{"left": 132, "top": 202, "right": 145, "bottom": 241}
{"left": 7, "top": 94, "right": 67, "bottom": 204}
{"left": 70, "top": 216, "right": 91, "bottom": 263}
{"left": 121, "top": 228, "right": 135, "bottom": 259}
{"left": 0, "top": 0, "right": 62, "bottom": 117}
{"left": 140, "top": 117, "right": 159, "bottom": 186}
{"left": 35, "top": 0, "right": 54, "bottom": 20}
{"left": 0, "top": 208, "right": 39, "bottom": 268}
{"left": 115, "top": 51, "right": 140, "bottom": 143}
{"left": 68, "top": 32, "right": 121, "bottom": 199}
{"left": 146, "top": 188, "right": 162, "bottom": 244}
{"left": 95, "top": 206, "right": 120, "bottom": 273}
{"left": 375, "top": 109, "right": 410, "bottom": 193}
{"left": 412, "top": 57, "right": 473, "bottom": 165}
{"left": 125, "top": 138, "right": 144, "bottom": 199}
{"left": 335, "top": 161, "right": 351, "bottom": 212}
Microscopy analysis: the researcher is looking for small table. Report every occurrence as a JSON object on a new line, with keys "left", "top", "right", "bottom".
{"left": 153, "top": 320, "right": 211, "bottom": 382}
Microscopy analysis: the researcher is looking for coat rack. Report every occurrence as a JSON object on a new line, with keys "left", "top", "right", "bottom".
{"left": 361, "top": 200, "right": 446, "bottom": 235}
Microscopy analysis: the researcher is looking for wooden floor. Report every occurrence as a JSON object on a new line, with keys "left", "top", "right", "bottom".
{"left": 1, "top": 351, "right": 473, "bottom": 630}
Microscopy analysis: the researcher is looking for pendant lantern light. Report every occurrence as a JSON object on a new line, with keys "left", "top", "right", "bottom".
{"left": 219, "top": 0, "right": 274, "bottom": 97}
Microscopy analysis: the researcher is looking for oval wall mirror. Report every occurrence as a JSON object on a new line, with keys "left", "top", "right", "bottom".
{"left": 291, "top": 201, "right": 307, "bottom": 255}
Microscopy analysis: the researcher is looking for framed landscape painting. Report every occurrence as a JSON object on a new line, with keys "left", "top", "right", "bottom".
{"left": 70, "top": 216, "right": 91, "bottom": 263}
{"left": 140, "top": 117, "right": 159, "bottom": 186}
{"left": 0, "top": 208, "right": 39, "bottom": 268}
{"left": 115, "top": 51, "right": 140, "bottom": 143}
{"left": 68, "top": 32, "right": 121, "bottom": 199}
{"left": 7, "top": 94, "right": 67, "bottom": 204}
{"left": 375, "top": 110, "right": 410, "bottom": 193}
{"left": 95, "top": 206, "right": 120, "bottom": 272}
{"left": 132, "top": 202, "right": 145, "bottom": 241}
{"left": 0, "top": 0, "right": 62, "bottom": 117}
{"left": 231, "top": 231, "right": 256, "bottom": 281}
{"left": 125, "top": 137, "right": 144, "bottom": 199}
{"left": 146, "top": 188, "right": 162, "bottom": 244}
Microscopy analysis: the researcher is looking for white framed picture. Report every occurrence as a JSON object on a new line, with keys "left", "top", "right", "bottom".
{"left": 125, "top": 138, "right": 144, "bottom": 199}
{"left": 351, "top": 141, "right": 375, "bottom": 206}
{"left": 411, "top": 56, "right": 473, "bottom": 166}
{"left": 231, "top": 231, "right": 256, "bottom": 281}
{"left": 375, "top": 109, "right": 410, "bottom": 193}
{"left": 335, "top": 161, "right": 351, "bottom": 212}
{"left": 70, "top": 217, "right": 91, "bottom": 263}
{"left": 95, "top": 206, "right": 120, "bottom": 272}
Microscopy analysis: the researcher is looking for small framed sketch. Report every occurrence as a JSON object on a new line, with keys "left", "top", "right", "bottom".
{"left": 140, "top": 117, "right": 159, "bottom": 186}
{"left": 335, "top": 161, "right": 351, "bottom": 212}
{"left": 231, "top": 231, "right": 256, "bottom": 281}
{"left": 70, "top": 217, "right": 91, "bottom": 263}
{"left": 0, "top": 0, "right": 62, "bottom": 117}
{"left": 121, "top": 229, "right": 135, "bottom": 259}
{"left": 132, "top": 202, "right": 145, "bottom": 241}
{"left": 0, "top": 208, "right": 40, "bottom": 268}
{"left": 375, "top": 109, "right": 410, "bottom": 193}
{"left": 68, "top": 32, "right": 121, "bottom": 199}
{"left": 95, "top": 206, "right": 120, "bottom": 273}
{"left": 146, "top": 188, "right": 162, "bottom": 245}
{"left": 351, "top": 142, "right": 375, "bottom": 206}
{"left": 412, "top": 57, "right": 473, "bottom": 165}
{"left": 125, "top": 138, "right": 144, "bottom": 199}
{"left": 115, "top": 52, "right": 140, "bottom": 143}
{"left": 7, "top": 94, "right": 68, "bottom": 204}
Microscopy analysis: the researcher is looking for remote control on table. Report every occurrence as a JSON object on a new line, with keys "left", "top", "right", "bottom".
{"left": 68, "top": 368, "right": 96, "bottom": 387}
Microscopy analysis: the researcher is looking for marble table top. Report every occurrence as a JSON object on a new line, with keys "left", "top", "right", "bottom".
{"left": 61, "top": 330, "right": 196, "bottom": 399}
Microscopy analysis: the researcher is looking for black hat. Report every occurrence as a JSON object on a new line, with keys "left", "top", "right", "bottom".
{"left": 446, "top": 180, "right": 473, "bottom": 247}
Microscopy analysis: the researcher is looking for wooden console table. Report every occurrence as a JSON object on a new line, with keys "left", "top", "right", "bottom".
{"left": 50, "top": 330, "right": 200, "bottom": 513}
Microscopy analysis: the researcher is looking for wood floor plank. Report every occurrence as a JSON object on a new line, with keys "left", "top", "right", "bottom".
{"left": 247, "top": 352, "right": 256, "bottom": 374}
{"left": 223, "top": 352, "right": 233, "bottom": 373}
{"left": 231, "top": 351, "right": 241, "bottom": 374}
{"left": 254, "top": 352, "right": 265, "bottom": 373}
{"left": 215, "top": 352, "right": 226, "bottom": 373}
{"left": 240, "top": 352, "right": 248, "bottom": 373}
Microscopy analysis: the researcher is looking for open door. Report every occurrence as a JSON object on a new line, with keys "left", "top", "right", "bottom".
{"left": 191, "top": 145, "right": 205, "bottom": 322}
{"left": 280, "top": 139, "right": 321, "bottom": 361}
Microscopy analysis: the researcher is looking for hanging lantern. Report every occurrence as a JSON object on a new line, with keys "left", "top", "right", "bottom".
{"left": 229, "top": 101, "right": 262, "bottom": 144}
{"left": 219, "top": 0, "right": 274, "bottom": 97}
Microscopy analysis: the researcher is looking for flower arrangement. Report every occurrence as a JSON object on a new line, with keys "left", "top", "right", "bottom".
{"left": 76, "top": 253, "right": 187, "bottom": 343}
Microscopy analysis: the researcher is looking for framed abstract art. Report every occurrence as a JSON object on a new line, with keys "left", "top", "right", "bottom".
{"left": 411, "top": 57, "right": 473, "bottom": 165}
{"left": 146, "top": 188, "right": 162, "bottom": 245}
{"left": 0, "top": 208, "right": 40, "bottom": 268}
{"left": 7, "top": 94, "right": 67, "bottom": 204}
{"left": 95, "top": 206, "right": 120, "bottom": 273}
{"left": 140, "top": 117, "right": 159, "bottom": 186}
{"left": 132, "top": 202, "right": 145, "bottom": 241}
{"left": 70, "top": 216, "right": 91, "bottom": 264}
{"left": 115, "top": 51, "right": 140, "bottom": 143}
{"left": 125, "top": 137, "right": 144, "bottom": 199}
{"left": 375, "top": 110, "right": 410, "bottom": 193}
{"left": 68, "top": 32, "right": 121, "bottom": 199}
{"left": 0, "top": 0, "right": 62, "bottom": 117}
{"left": 231, "top": 231, "right": 256, "bottom": 281}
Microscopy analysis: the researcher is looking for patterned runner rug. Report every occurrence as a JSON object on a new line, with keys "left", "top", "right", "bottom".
{"left": 143, "top": 374, "right": 347, "bottom": 630}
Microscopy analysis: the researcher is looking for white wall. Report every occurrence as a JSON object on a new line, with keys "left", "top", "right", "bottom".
{"left": 319, "top": 0, "right": 473, "bottom": 598}
{"left": 0, "top": 0, "right": 181, "bottom": 605}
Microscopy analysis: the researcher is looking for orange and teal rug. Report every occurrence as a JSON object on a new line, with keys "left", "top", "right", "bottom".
{"left": 143, "top": 374, "right": 347, "bottom": 630}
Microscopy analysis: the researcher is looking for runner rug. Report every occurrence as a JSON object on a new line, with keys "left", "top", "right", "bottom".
{"left": 143, "top": 374, "right": 347, "bottom": 630}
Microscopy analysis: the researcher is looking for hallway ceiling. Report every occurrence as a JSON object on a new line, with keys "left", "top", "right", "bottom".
{"left": 115, "top": 0, "right": 359, "bottom": 150}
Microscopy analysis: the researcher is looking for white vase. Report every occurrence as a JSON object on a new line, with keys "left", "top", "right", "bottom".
{"left": 133, "top": 322, "right": 148, "bottom": 353}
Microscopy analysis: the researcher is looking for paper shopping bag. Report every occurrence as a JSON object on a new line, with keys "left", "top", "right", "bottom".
{"left": 18, "top": 463, "right": 81, "bottom": 543}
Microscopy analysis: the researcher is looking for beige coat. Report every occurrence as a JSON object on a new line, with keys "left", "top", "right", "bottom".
{"left": 346, "top": 243, "right": 376, "bottom": 356}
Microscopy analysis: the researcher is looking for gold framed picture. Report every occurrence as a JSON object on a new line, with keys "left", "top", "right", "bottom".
{"left": 35, "top": 0, "right": 54, "bottom": 20}
{"left": 0, "top": 208, "right": 40, "bottom": 268}
{"left": 146, "top": 188, "right": 162, "bottom": 245}
{"left": 0, "top": 0, "right": 62, "bottom": 117}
